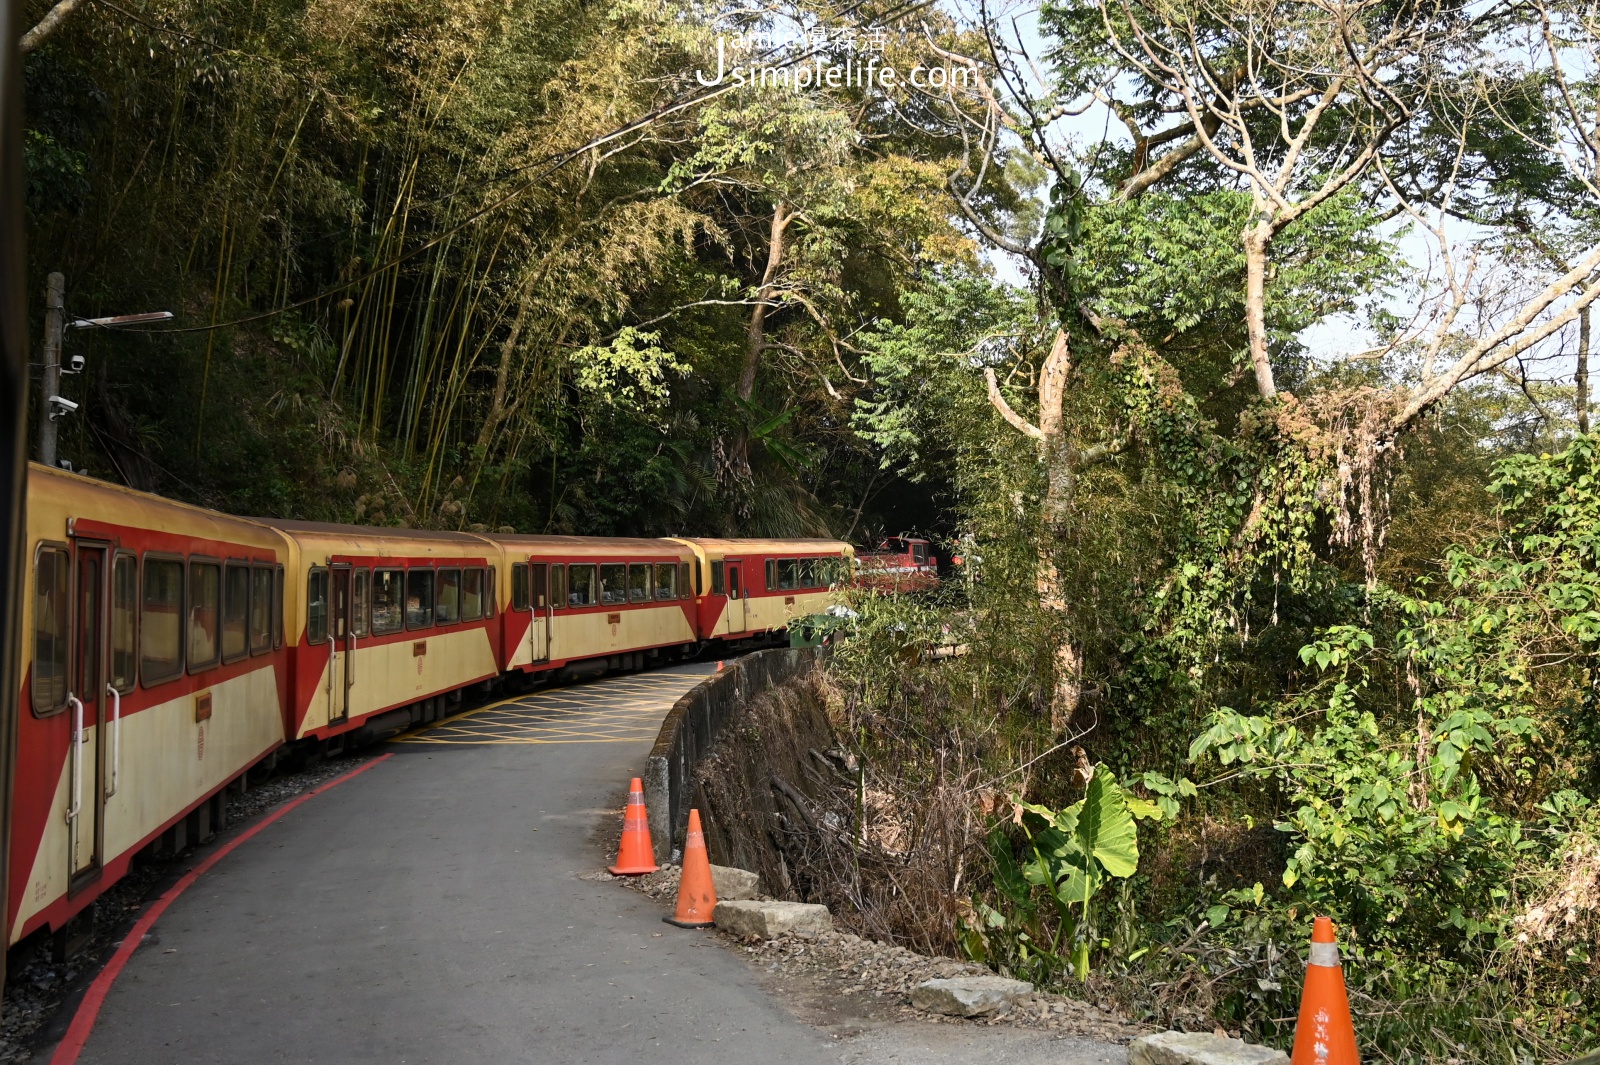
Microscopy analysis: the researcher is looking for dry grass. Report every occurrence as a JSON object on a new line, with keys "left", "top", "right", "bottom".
{"left": 691, "top": 667, "right": 990, "bottom": 958}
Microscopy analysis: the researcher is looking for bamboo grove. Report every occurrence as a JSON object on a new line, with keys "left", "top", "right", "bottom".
{"left": 21, "top": 0, "right": 1600, "bottom": 1059}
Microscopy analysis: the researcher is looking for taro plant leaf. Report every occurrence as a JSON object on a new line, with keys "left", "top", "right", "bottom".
{"left": 1080, "top": 769, "right": 1140, "bottom": 878}
{"left": 1054, "top": 851, "right": 1103, "bottom": 910}
{"left": 995, "top": 772, "right": 1149, "bottom": 980}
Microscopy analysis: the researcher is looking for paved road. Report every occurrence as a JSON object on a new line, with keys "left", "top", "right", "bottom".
{"left": 39, "top": 662, "right": 1126, "bottom": 1065}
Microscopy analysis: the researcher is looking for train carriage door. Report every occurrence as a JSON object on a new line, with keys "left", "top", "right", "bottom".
{"left": 726, "top": 561, "right": 746, "bottom": 633}
{"left": 527, "top": 562, "right": 549, "bottom": 664}
{"left": 69, "top": 540, "right": 110, "bottom": 883}
{"left": 328, "top": 564, "right": 352, "bottom": 725}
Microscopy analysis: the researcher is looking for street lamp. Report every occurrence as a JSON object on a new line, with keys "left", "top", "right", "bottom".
{"left": 36, "top": 270, "right": 173, "bottom": 471}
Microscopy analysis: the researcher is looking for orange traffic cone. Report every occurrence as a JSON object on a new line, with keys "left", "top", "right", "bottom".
{"left": 716, "top": 660, "right": 724, "bottom": 672}
{"left": 608, "top": 777, "right": 659, "bottom": 875}
{"left": 1291, "top": 916, "right": 1360, "bottom": 1064}
{"left": 664, "top": 809, "right": 717, "bottom": 928}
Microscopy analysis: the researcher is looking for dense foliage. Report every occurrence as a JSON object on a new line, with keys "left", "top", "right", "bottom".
{"left": 20, "top": 0, "right": 1016, "bottom": 537}
{"left": 20, "top": 0, "right": 1600, "bottom": 1058}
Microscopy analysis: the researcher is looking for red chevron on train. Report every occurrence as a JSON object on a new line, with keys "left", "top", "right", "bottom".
{"left": 14, "top": 465, "right": 852, "bottom": 953}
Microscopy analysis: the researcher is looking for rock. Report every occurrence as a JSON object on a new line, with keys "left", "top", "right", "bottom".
{"left": 713, "top": 900, "right": 831, "bottom": 938}
{"left": 710, "top": 864, "right": 761, "bottom": 900}
{"left": 1128, "top": 1030, "right": 1289, "bottom": 1065}
{"left": 910, "top": 975, "right": 1034, "bottom": 1017}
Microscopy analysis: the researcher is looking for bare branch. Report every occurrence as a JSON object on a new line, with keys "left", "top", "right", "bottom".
{"left": 20, "top": 0, "right": 90, "bottom": 53}
{"left": 984, "top": 367, "right": 1044, "bottom": 440}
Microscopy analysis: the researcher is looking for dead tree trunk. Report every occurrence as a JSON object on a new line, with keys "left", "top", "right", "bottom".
{"left": 984, "top": 330, "right": 1121, "bottom": 732}
{"left": 1579, "top": 306, "right": 1590, "bottom": 436}
{"left": 738, "top": 201, "right": 791, "bottom": 402}
{"left": 1242, "top": 218, "right": 1278, "bottom": 401}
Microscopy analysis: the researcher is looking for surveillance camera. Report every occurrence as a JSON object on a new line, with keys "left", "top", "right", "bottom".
{"left": 64, "top": 353, "right": 85, "bottom": 374}
{"left": 48, "top": 395, "right": 78, "bottom": 419}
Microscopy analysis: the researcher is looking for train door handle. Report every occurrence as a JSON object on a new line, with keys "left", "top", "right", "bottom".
{"left": 105, "top": 684, "right": 120, "bottom": 800}
{"left": 65, "top": 694, "right": 84, "bottom": 824}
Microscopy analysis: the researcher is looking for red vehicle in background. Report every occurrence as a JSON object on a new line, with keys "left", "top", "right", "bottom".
{"left": 854, "top": 535, "right": 938, "bottom": 593}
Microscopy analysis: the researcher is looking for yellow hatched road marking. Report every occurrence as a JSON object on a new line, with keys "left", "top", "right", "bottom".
{"left": 394, "top": 671, "right": 711, "bottom": 745}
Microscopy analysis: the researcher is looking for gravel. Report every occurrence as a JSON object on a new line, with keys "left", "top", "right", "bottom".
{"left": 0, "top": 749, "right": 382, "bottom": 1064}
{"left": 620, "top": 863, "right": 1147, "bottom": 1045}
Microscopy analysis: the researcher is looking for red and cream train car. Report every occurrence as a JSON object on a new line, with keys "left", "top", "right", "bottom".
{"left": 14, "top": 468, "right": 852, "bottom": 952}
{"left": 14, "top": 465, "right": 288, "bottom": 947}
{"left": 493, "top": 536, "right": 699, "bottom": 681}
{"left": 257, "top": 521, "right": 507, "bottom": 746}
{"left": 672, "top": 538, "right": 853, "bottom": 641}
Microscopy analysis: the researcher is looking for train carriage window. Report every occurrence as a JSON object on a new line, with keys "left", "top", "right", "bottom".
{"left": 529, "top": 564, "right": 547, "bottom": 609}
{"left": 31, "top": 546, "right": 70, "bottom": 714}
{"left": 628, "top": 563, "right": 650, "bottom": 603}
{"left": 711, "top": 561, "right": 725, "bottom": 595}
{"left": 249, "top": 566, "right": 273, "bottom": 653}
{"left": 221, "top": 563, "right": 249, "bottom": 662}
{"left": 407, "top": 569, "right": 435, "bottom": 629}
{"left": 599, "top": 564, "right": 627, "bottom": 605}
{"left": 436, "top": 569, "right": 461, "bottom": 625}
{"left": 141, "top": 557, "right": 184, "bottom": 685}
{"left": 800, "top": 558, "right": 818, "bottom": 588}
{"left": 679, "top": 562, "right": 692, "bottom": 599}
{"left": 306, "top": 568, "right": 329, "bottom": 645}
{"left": 486, "top": 567, "right": 496, "bottom": 619}
{"left": 372, "top": 569, "right": 403, "bottom": 634}
{"left": 511, "top": 563, "right": 529, "bottom": 612}
{"left": 189, "top": 561, "right": 222, "bottom": 670}
{"left": 111, "top": 553, "right": 137, "bottom": 692}
{"left": 654, "top": 564, "right": 676, "bottom": 600}
{"left": 273, "top": 565, "right": 284, "bottom": 649}
{"left": 352, "top": 568, "right": 371, "bottom": 638}
{"left": 912, "top": 542, "right": 929, "bottom": 565}
{"left": 778, "top": 559, "right": 799, "bottom": 591}
{"left": 550, "top": 564, "right": 566, "bottom": 609}
{"left": 462, "top": 569, "right": 484, "bottom": 622}
{"left": 765, "top": 560, "right": 777, "bottom": 590}
{"left": 568, "top": 564, "right": 597, "bottom": 606}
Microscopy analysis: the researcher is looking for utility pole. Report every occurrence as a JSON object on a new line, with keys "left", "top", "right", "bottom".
{"left": 36, "top": 271, "right": 63, "bottom": 468}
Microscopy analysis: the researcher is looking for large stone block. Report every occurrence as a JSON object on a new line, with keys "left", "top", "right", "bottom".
{"left": 1127, "top": 1031, "right": 1289, "bottom": 1065}
{"left": 709, "top": 864, "right": 761, "bottom": 900}
{"left": 910, "top": 975, "right": 1034, "bottom": 1017}
{"left": 713, "top": 900, "right": 830, "bottom": 938}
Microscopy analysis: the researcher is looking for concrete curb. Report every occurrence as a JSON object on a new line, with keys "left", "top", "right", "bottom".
{"left": 643, "top": 647, "right": 819, "bottom": 863}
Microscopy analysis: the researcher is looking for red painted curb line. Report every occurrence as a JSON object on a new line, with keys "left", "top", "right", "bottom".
{"left": 48, "top": 753, "right": 395, "bottom": 1065}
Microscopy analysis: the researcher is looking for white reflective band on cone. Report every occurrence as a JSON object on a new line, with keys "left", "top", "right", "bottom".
{"left": 1309, "top": 941, "right": 1341, "bottom": 967}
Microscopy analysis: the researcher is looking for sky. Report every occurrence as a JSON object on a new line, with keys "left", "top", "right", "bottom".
{"left": 952, "top": 0, "right": 1588, "bottom": 397}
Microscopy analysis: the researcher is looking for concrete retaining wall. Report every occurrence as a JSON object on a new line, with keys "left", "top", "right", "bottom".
{"left": 643, "top": 647, "right": 817, "bottom": 863}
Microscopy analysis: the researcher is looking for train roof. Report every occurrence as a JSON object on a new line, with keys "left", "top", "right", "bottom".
{"left": 668, "top": 537, "right": 853, "bottom": 560}
{"left": 487, "top": 534, "right": 693, "bottom": 557}
{"left": 254, "top": 518, "right": 485, "bottom": 541}
{"left": 251, "top": 518, "right": 494, "bottom": 561}
{"left": 671, "top": 537, "right": 849, "bottom": 549}
{"left": 29, "top": 463, "right": 285, "bottom": 545}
